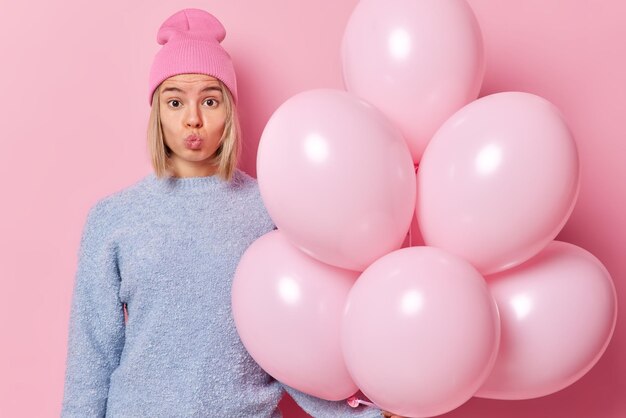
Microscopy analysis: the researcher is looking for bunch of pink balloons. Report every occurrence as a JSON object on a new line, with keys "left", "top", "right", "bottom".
{"left": 231, "top": 0, "right": 617, "bottom": 417}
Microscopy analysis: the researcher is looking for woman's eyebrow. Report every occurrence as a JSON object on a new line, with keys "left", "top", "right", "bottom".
{"left": 161, "top": 86, "right": 184, "bottom": 94}
{"left": 161, "top": 86, "right": 222, "bottom": 94}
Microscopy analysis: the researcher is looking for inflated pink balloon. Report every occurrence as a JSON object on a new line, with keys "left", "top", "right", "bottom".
{"left": 342, "top": 0, "right": 484, "bottom": 163}
{"left": 231, "top": 230, "right": 359, "bottom": 401}
{"left": 342, "top": 246, "right": 500, "bottom": 417}
{"left": 257, "top": 89, "right": 415, "bottom": 272}
{"left": 417, "top": 92, "right": 580, "bottom": 275}
{"left": 476, "top": 241, "right": 617, "bottom": 400}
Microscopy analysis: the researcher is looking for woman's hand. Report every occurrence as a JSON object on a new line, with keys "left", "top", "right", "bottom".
{"left": 382, "top": 411, "right": 406, "bottom": 418}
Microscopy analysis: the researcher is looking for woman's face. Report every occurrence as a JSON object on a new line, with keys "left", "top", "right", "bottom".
{"left": 159, "top": 73, "right": 227, "bottom": 175}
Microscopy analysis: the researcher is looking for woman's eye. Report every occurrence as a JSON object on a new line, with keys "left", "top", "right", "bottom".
{"left": 204, "top": 99, "right": 218, "bottom": 107}
{"left": 168, "top": 100, "right": 181, "bottom": 108}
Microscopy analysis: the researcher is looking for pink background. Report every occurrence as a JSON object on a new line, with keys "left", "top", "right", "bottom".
{"left": 0, "top": 0, "right": 623, "bottom": 416}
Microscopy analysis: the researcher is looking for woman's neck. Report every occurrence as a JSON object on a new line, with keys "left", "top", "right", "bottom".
{"left": 170, "top": 158, "right": 218, "bottom": 178}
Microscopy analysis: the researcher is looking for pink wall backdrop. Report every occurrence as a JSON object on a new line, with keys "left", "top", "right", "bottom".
{"left": 0, "top": 0, "right": 623, "bottom": 416}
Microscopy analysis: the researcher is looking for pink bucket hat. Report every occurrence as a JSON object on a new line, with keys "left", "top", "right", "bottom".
{"left": 148, "top": 8, "right": 238, "bottom": 106}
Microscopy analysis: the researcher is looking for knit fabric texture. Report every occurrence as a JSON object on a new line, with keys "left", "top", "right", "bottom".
{"left": 60, "top": 169, "right": 381, "bottom": 418}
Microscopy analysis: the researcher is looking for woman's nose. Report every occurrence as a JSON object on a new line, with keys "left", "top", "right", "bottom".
{"left": 185, "top": 106, "right": 202, "bottom": 128}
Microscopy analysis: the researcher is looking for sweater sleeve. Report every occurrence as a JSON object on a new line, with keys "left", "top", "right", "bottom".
{"left": 61, "top": 201, "right": 126, "bottom": 417}
{"left": 282, "top": 383, "right": 382, "bottom": 418}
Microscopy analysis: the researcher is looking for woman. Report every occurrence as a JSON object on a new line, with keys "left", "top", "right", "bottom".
{"left": 60, "top": 8, "right": 385, "bottom": 417}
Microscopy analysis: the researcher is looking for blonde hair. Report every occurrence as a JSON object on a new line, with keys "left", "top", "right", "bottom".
{"left": 147, "top": 79, "right": 241, "bottom": 181}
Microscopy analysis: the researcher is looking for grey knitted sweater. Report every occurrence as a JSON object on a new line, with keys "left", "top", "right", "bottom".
{"left": 60, "top": 169, "right": 381, "bottom": 418}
